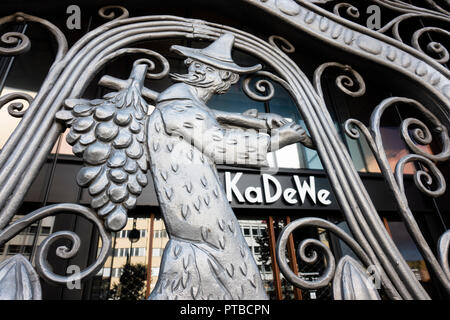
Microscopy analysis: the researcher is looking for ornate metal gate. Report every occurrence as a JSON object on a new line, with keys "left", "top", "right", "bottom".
{"left": 0, "top": 0, "right": 448, "bottom": 300}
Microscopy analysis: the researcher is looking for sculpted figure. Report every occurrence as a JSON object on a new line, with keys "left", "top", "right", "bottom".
{"left": 57, "top": 33, "right": 313, "bottom": 300}
{"left": 146, "top": 34, "right": 312, "bottom": 299}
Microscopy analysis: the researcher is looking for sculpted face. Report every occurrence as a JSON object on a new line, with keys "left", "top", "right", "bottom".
{"left": 169, "top": 58, "right": 239, "bottom": 100}
{"left": 187, "top": 60, "right": 224, "bottom": 88}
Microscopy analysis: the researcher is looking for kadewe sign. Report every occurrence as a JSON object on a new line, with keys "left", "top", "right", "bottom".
{"left": 218, "top": 169, "right": 338, "bottom": 210}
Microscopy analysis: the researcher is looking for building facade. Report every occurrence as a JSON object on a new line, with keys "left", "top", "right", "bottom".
{"left": 0, "top": 0, "right": 448, "bottom": 300}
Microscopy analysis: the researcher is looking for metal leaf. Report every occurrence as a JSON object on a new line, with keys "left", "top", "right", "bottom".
{"left": 0, "top": 254, "right": 41, "bottom": 300}
{"left": 438, "top": 230, "right": 450, "bottom": 279}
{"left": 333, "top": 256, "right": 381, "bottom": 300}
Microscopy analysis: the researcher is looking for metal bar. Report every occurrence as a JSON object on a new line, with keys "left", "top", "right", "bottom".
{"left": 383, "top": 217, "right": 393, "bottom": 237}
{"left": 285, "top": 216, "right": 302, "bottom": 300}
{"left": 107, "top": 232, "right": 117, "bottom": 296}
{"left": 267, "top": 216, "right": 282, "bottom": 300}
{"left": 29, "top": 135, "right": 62, "bottom": 264}
{"left": 145, "top": 213, "right": 155, "bottom": 298}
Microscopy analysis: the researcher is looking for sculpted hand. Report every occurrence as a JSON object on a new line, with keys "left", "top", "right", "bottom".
{"left": 243, "top": 108, "right": 259, "bottom": 117}
{"left": 269, "top": 122, "right": 314, "bottom": 151}
{"left": 262, "top": 113, "right": 288, "bottom": 129}
{"left": 242, "top": 110, "right": 287, "bottom": 129}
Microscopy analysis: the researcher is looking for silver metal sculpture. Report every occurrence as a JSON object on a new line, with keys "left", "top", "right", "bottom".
{"left": 55, "top": 33, "right": 312, "bottom": 299}
{"left": 56, "top": 63, "right": 151, "bottom": 231}
{"left": 0, "top": 0, "right": 448, "bottom": 300}
{"left": 0, "top": 254, "right": 41, "bottom": 300}
{"left": 333, "top": 256, "right": 381, "bottom": 300}
{"left": 147, "top": 34, "right": 312, "bottom": 299}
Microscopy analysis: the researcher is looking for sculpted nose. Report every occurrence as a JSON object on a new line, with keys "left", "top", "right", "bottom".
{"left": 195, "top": 68, "right": 205, "bottom": 75}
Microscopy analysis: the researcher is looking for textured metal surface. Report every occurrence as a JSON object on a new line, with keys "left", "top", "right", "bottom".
{"left": 244, "top": 0, "right": 450, "bottom": 109}
{"left": 56, "top": 63, "right": 151, "bottom": 231}
{"left": 147, "top": 34, "right": 310, "bottom": 300}
{"left": 345, "top": 96, "right": 450, "bottom": 295}
{"left": 0, "top": 1, "right": 448, "bottom": 300}
{"left": 0, "top": 203, "right": 112, "bottom": 286}
{"left": 276, "top": 217, "right": 372, "bottom": 290}
{"left": 333, "top": 256, "right": 381, "bottom": 300}
{"left": 438, "top": 230, "right": 450, "bottom": 280}
{"left": 0, "top": 254, "right": 41, "bottom": 300}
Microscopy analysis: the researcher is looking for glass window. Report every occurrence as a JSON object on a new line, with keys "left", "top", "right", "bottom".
{"left": 102, "top": 268, "right": 111, "bottom": 278}
{"left": 387, "top": 220, "right": 430, "bottom": 284}
{"left": 41, "top": 226, "right": 51, "bottom": 235}
{"left": 151, "top": 267, "right": 160, "bottom": 276}
{"left": 7, "top": 245, "right": 21, "bottom": 254}
{"left": 243, "top": 227, "right": 250, "bottom": 236}
{"left": 28, "top": 225, "right": 38, "bottom": 234}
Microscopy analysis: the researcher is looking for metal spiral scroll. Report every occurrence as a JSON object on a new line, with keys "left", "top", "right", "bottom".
{"left": 242, "top": 70, "right": 293, "bottom": 102}
{"left": 0, "top": 12, "right": 67, "bottom": 61}
{"left": 98, "top": 5, "right": 130, "bottom": 21}
{"left": 333, "top": 3, "right": 360, "bottom": 20}
{"left": 412, "top": 27, "right": 449, "bottom": 65}
{"left": 0, "top": 92, "right": 33, "bottom": 118}
{"left": 344, "top": 97, "right": 450, "bottom": 292}
{"left": 276, "top": 217, "right": 372, "bottom": 290}
{"left": 82, "top": 47, "right": 170, "bottom": 99}
{"left": 377, "top": 13, "right": 449, "bottom": 65}
{"left": 395, "top": 154, "right": 446, "bottom": 199}
{"left": 268, "top": 35, "right": 295, "bottom": 54}
{"left": 0, "top": 31, "right": 30, "bottom": 56}
{"left": 313, "top": 62, "right": 366, "bottom": 100}
{"left": 311, "top": 0, "right": 449, "bottom": 66}
{"left": 0, "top": 203, "right": 112, "bottom": 285}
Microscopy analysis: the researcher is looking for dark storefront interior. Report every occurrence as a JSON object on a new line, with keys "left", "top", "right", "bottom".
{"left": 0, "top": 0, "right": 449, "bottom": 300}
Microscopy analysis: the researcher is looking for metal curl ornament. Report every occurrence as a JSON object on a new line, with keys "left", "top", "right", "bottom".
{"left": 345, "top": 96, "right": 450, "bottom": 294}
{"left": 131, "top": 51, "right": 170, "bottom": 80}
{"left": 401, "top": 118, "right": 433, "bottom": 146}
{"left": 276, "top": 217, "right": 372, "bottom": 290}
{"left": 412, "top": 27, "right": 450, "bottom": 64}
{"left": 395, "top": 154, "right": 446, "bottom": 199}
{"left": 0, "top": 12, "right": 67, "bottom": 61}
{"left": 333, "top": 3, "right": 360, "bottom": 19}
{"left": 243, "top": 71, "right": 292, "bottom": 102}
{"left": 344, "top": 118, "right": 366, "bottom": 140}
{"left": 314, "top": 62, "right": 366, "bottom": 100}
{"left": 78, "top": 49, "right": 169, "bottom": 102}
{"left": 268, "top": 35, "right": 295, "bottom": 53}
{"left": 98, "top": 5, "right": 129, "bottom": 21}
{"left": 373, "top": 98, "right": 450, "bottom": 163}
{"left": 0, "top": 32, "right": 30, "bottom": 56}
{"left": 0, "top": 92, "right": 33, "bottom": 118}
{"left": 0, "top": 203, "right": 112, "bottom": 286}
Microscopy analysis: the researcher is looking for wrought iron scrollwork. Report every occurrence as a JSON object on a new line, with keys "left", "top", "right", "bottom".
{"left": 98, "top": 5, "right": 130, "bottom": 21}
{"left": 268, "top": 35, "right": 296, "bottom": 53}
{"left": 313, "top": 62, "right": 366, "bottom": 99}
{"left": 276, "top": 217, "right": 381, "bottom": 299}
{"left": 0, "top": 31, "right": 30, "bottom": 56}
{"left": 242, "top": 70, "right": 291, "bottom": 102}
{"left": 344, "top": 96, "right": 450, "bottom": 293}
{"left": 333, "top": 3, "right": 360, "bottom": 20}
{"left": 0, "top": 2, "right": 447, "bottom": 300}
{"left": 0, "top": 92, "right": 33, "bottom": 118}
{"left": 0, "top": 203, "right": 112, "bottom": 287}
{"left": 0, "top": 12, "right": 67, "bottom": 61}
{"left": 306, "top": 0, "right": 450, "bottom": 66}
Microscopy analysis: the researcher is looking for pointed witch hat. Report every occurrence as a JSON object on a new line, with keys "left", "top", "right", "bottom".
{"left": 170, "top": 33, "right": 261, "bottom": 74}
